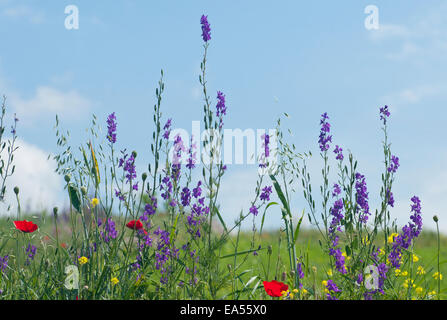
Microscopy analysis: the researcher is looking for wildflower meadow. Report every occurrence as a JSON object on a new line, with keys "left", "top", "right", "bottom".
{"left": 0, "top": 8, "right": 446, "bottom": 304}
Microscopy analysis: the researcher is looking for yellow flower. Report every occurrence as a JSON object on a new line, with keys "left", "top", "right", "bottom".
{"left": 362, "top": 236, "right": 370, "bottom": 245}
{"left": 379, "top": 248, "right": 385, "bottom": 256}
{"left": 78, "top": 256, "right": 88, "bottom": 265}
{"left": 403, "top": 279, "right": 415, "bottom": 289}
{"left": 327, "top": 269, "right": 333, "bottom": 277}
{"left": 433, "top": 272, "right": 443, "bottom": 280}
{"left": 322, "top": 280, "right": 328, "bottom": 287}
{"left": 301, "top": 288, "right": 308, "bottom": 295}
{"left": 91, "top": 198, "right": 99, "bottom": 208}
{"left": 395, "top": 269, "right": 401, "bottom": 276}
{"left": 388, "top": 233, "right": 398, "bottom": 243}
{"left": 292, "top": 289, "right": 299, "bottom": 294}
{"left": 428, "top": 290, "right": 436, "bottom": 296}
{"left": 289, "top": 293, "right": 294, "bottom": 299}
{"left": 111, "top": 277, "right": 119, "bottom": 285}
{"left": 416, "top": 266, "right": 426, "bottom": 275}
{"left": 401, "top": 271, "right": 408, "bottom": 277}
{"left": 412, "top": 255, "right": 419, "bottom": 263}
{"left": 342, "top": 252, "right": 351, "bottom": 261}
{"left": 415, "top": 287, "right": 423, "bottom": 295}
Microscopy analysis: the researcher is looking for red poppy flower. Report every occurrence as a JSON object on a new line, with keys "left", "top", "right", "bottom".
{"left": 13, "top": 220, "right": 38, "bottom": 233}
{"left": 263, "top": 280, "right": 288, "bottom": 297}
{"left": 126, "top": 220, "right": 144, "bottom": 230}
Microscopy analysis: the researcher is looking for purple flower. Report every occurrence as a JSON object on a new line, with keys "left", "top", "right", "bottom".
{"left": 380, "top": 105, "right": 390, "bottom": 125}
{"left": 318, "top": 113, "right": 332, "bottom": 152}
{"left": 386, "top": 189, "right": 394, "bottom": 207}
{"left": 249, "top": 205, "right": 258, "bottom": 216}
{"left": 106, "top": 112, "right": 117, "bottom": 143}
{"left": 259, "top": 134, "right": 271, "bottom": 168}
{"left": 25, "top": 244, "right": 37, "bottom": 265}
{"left": 387, "top": 155, "right": 400, "bottom": 173}
{"left": 216, "top": 91, "right": 227, "bottom": 128}
{"left": 186, "top": 135, "right": 197, "bottom": 170}
{"left": 163, "top": 118, "right": 172, "bottom": 140}
{"left": 0, "top": 255, "right": 9, "bottom": 273}
{"left": 100, "top": 219, "right": 118, "bottom": 243}
{"left": 332, "top": 183, "right": 341, "bottom": 198}
{"left": 260, "top": 186, "right": 273, "bottom": 202}
{"left": 388, "top": 196, "right": 423, "bottom": 268}
{"left": 200, "top": 15, "right": 211, "bottom": 42}
{"left": 181, "top": 187, "right": 191, "bottom": 207}
{"left": 297, "top": 262, "right": 305, "bottom": 279}
{"left": 325, "top": 279, "right": 341, "bottom": 300}
{"left": 355, "top": 173, "right": 370, "bottom": 223}
{"left": 334, "top": 145, "right": 343, "bottom": 161}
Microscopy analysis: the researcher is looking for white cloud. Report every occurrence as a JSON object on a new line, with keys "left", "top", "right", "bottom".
{"left": 380, "top": 83, "right": 447, "bottom": 112}
{"left": 369, "top": 24, "right": 411, "bottom": 42}
{"left": 9, "top": 86, "right": 93, "bottom": 125}
{"left": 368, "top": 4, "right": 447, "bottom": 61}
{"left": 0, "top": 139, "right": 64, "bottom": 215}
{"left": 2, "top": 4, "right": 44, "bottom": 24}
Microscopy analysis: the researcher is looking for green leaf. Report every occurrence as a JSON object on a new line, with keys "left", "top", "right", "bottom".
{"left": 293, "top": 209, "right": 306, "bottom": 244}
{"left": 68, "top": 184, "right": 81, "bottom": 213}
{"left": 260, "top": 202, "right": 279, "bottom": 234}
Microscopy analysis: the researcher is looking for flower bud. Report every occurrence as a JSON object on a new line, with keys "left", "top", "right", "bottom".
{"left": 433, "top": 215, "right": 439, "bottom": 223}
{"left": 80, "top": 186, "right": 87, "bottom": 196}
{"left": 13, "top": 186, "right": 19, "bottom": 195}
{"left": 267, "top": 245, "right": 273, "bottom": 255}
{"left": 132, "top": 150, "right": 137, "bottom": 158}
{"left": 53, "top": 207, "right": 58, "bottom": 217}
{"left": 64, "top": 174, "right": 71, "bottom": 183}
{"left": 281, "top": 271, "right": 287, "bottom": 281}
{"left": 142, "top": 172, "right": 148, "bottom": 181}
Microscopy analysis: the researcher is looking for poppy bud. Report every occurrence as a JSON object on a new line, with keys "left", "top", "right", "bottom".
{"left": 227, "top": 264, "right": 232, "bottom": 272}
{"left": 281, "top": 271, "right": 287, "bottom": 281}
{"left": 13, "top": 186, "right": 19, "bottom": 195}
{"left": 64, "top": 174, "right": 71, "bottom": 183}
{"left": 267, "top": 245, "right": 272, "bottom": 255}
{"left": 433, "top": 215, "right": 439, "bottom": 222}
{"left": 81, "top": 186, "right": 87, "bottom": 196}
{"left": 142, "top": 172, "right": 147, "bottom": 181}
{"left": 53, "top": 207, "right": 58, "bottom": 217}
{"left": 132, "top": 150, "right": 137, "bottom": 158}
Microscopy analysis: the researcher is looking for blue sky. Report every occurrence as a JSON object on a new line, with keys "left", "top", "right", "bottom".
{"left": 0, "top": 0, "right": 446, "bottom": 232}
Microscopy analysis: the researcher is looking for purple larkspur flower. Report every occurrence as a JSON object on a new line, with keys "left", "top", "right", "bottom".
{"left": 380, "top": 105, "right": 390, "bottom": 125}
{"left": 259, "top": 133, "right": 271, "bottom": 168}
{"left": 386, "top": 189, "right": 395, "bottom": 207}
{"left": 0, "top": 255, "right": 9, "bottom": 273}
{"left": 216, "top": 91, "right": 227, "bottom": 128}
{"left": 260, "top": 186, "right": 273, "bottom": 202}
{"left": 332, "top": 183, "right": 341, "bottom": 198}
{"left": 325, "top": 279, "right": 341, "bottom": 300}
{"left": 388, "top": 196, "right": 423, "bottom": 268}
{"left": 101, "top": 219, "right": 118, "bottom": 243}
{"left": 106, "top": 112, "right": 117, "bottom": 143}
{"left": 297, "top": 262, "right": 305, "bottom": 279}
{"left": 186, "top": 135, "right": 197, "bottom": 170}
{"left": 200, "top": 15, "right": 211, "bottom": 42}
{"left": 25, "top": 244, "right": 37, "bottom": 265}
{"left": 387, "top": 155, "right": 400, "bottom": 173}
{"left": 355, "top": 172, "right": 370, "bottom": 223}
{"left": 163, "top": 118, "right": 172, "bottom": 140}
{"left": 334, "top": 145, "right": 343, "bottom": 161}
{"left": 318, "top": 113, "right": 332, "bottom": 152}
{"left": 249, "top": 205, "right": 258, "bottom": 216}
